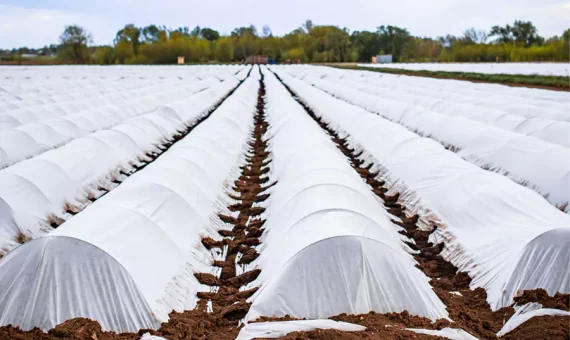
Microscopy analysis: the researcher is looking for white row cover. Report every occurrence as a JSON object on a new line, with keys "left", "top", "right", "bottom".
{"left": 407, "top": 328, "right": 479, "bottom": 340}
{"left": 288, "top": 68, "right": 570, "bottom": 212}
{"left": 0, "top": 66, "right": 241, "bottom": 123}
{"left": 0, "top": 65, "right": 245, "bottom": 112}
{"left": 300, "top": 65, "right": 570, "bottom": 121}
{"left": 243, "top": 69, "right": 448, "bottom": 323}
{"left": 0, "top": 77, "right": 241, "bottom": 256}
{"left": 0, "top": 76, "right": 260, "bottom": 332}
{"left": 358, "top": 62, "right": 570, "bottom": 76}
{"left": 301, "top": 68, "right": 570, "bottom": 148}
{"left": 0, "top": 69, "right": 249, "bottom": 168}
{"left": 237, "top": 320, "right": 366, "bottom": 340}
{"left": 497, "top": 303, "right": 570, "bottom": 337}
{"left": 272, "top": 67, "right": 570, "bottom": 310}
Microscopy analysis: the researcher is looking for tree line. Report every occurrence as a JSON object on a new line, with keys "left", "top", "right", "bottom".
{"left": 4, "top": 20, "right": 569, "bottom": 64}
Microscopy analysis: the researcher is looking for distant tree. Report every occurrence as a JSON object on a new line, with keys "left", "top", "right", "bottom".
{"left": 351, "top": 31, "right": 382, "bottom": 61}
{"left": 201, "top": 28, "right": 220, "bottom": 41}
{"left": 305, "top": 26, "right": 353, "bottom": 62}
{"left": 93, "top": 46, "right": 115, "bottom": 64}
{"left": 511, "top": 20, "right": 544, "bottom": 46}
{"left": 489, "top": 21, "right": 544, "bottom": 46}
{"left": 301, "top": 20, "right": 314, "bottom": 34}
{"left": 215, "top": 37, "right": 234, "bottom": 62}
{"left": 114, "top": 40, "right": 135, "bottom": 63}
{"left": 437, "top": 34, "right": 459, "bottom": 47}
{"left": 191, "top": 26, "right": 201, "bottom": 37}
{"left": 115, "top": 24, "right": 141, "bottom": 53}
{"left": 231, "top": 25, "right": 258, "bottom": 37}
{"left": 376, "top": 25, "right": 411, "bottom": 62}
{"left": 463, "top": 28, "right": 487, "bottom": 44}
{"left": 142, "top": 25, "right": 161, "bottom": 43}
{"left": 58, "top": 25, "right": 92, "bottom": 63}
{"left": 173, "top": 26, "right": 191, "bottom": 36}
{"left": 262, "top": 25, "right": 273, "bottom": 38}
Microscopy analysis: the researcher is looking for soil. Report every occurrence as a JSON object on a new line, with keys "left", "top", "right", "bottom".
{"left": 187, "top": 69, "right": 272, "bottom": 326}
{"left": 501, "top": 315, "right": 570, "bottom": 340}
{"left": 513, "top": 289, "right": 569, "bottom": 311}
{"left": 253, "top": 312, "right": 448, "bottom": 339}
{"left": 0, "top": 318, "right": 138, "bottom": 340}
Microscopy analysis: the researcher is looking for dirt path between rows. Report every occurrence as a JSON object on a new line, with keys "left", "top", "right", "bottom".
{"left": 140, "top": 72, "right": 273, "bottom": 340}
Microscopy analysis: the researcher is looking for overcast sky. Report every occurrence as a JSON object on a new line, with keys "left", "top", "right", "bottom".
{"left": 1, "top": 0, "right": 569, "bottom": 48}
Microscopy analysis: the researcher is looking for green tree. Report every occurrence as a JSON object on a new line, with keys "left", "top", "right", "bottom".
{"left": 462, "top": 28, "right": 487, "bottom": 44}
{"left": 215, "top": 37, "right": 234, "bottom": 62}
{"left": 376, "top": 25, "right": 411, "bottom": 62}
{"left": 58, "top": 25, "right": 92, "bottom": 64}
{"left": 114, "top": 40, "right": 135, "bottom": 63}
{"left": 141, "top": 25, "right": 161, "bottom": 43}
{"left": 351, "top": 31, "right": 382, "bottom": 62}
{"left": 116, "top": 24, "right": 141, "bottom": 54}
{"left": 489, "top": 21, "right": 544, "bottom": 47}
{"left": 201, "top": 28, "right": 220, "bottom": 41}
{"left": 93, "top": 46, "right": 115, "bottom": 64}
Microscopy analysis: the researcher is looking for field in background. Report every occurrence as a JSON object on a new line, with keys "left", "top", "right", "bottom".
{"left": 333, "top": 63, "right": 570, "bottom": 91}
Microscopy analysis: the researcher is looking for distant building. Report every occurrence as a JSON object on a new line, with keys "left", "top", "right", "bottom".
{"left": 177, "top": 56, "right": 185, "bottom": 65}
{"left": 21, "top": 54, "right": 38, "bottom": 59}
{"left": 245, "top": 55, "right": 269, "bottom": 64}
{"left": 373, "top": 54, "right": 392, "bottom": 64}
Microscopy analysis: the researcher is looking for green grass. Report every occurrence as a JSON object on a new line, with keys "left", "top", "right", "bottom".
{"left": 333, "top": 65, "right": 570, "bottom": 90}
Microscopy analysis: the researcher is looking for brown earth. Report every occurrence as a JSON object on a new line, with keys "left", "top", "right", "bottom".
{"left": 501, "top": 315, "right": 570, "bottom": 340}
{"left": 514, "top": 289, "right": 569, "bottom": 311}
{"left": 191, "top": 72, "right": 271, "bottom": 325}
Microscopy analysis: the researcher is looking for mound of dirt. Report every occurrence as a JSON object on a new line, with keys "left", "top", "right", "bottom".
{"left": 514, "top": 289, "right": 569, "bottom": 311}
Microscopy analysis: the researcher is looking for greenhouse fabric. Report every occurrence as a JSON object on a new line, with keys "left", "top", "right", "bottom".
{"left": 497, "top": 303, "right": 570, "bottom": 337}
{"left": 0, "top": 76, "right": 241, "bottom": 256}
{"left": 0, "top": 75, "right": 259, "bottom": 331}
{"left": 0, "top": 236, "right": 159, "bottom": 332}
{"left": 291, "top": 69, "right": 570, "bottom": 211}
{"left": 406, "top": 328, "right": 480, "bottom": 340}
{"left": 273, "top": 67, "right": 570, "bottom": 310}
{"left": 243, "top": 70, "right": 448, "bottom": 322}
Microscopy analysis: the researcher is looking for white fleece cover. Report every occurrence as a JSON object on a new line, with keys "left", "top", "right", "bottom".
{"left": 237, "top": 320, "right": 366, "bottom": 340}
{"left": 0, "top": 77, "right": 259, "bottom": 332}
{"left": 272, "top": 67, "right": 570, "bottom": 310}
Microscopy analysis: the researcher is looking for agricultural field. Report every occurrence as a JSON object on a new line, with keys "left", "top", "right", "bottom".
{"left": 0, "top": 65, "right": 568, "bottom": 340}
{"left": 347, "top": 63, "right": 570, "bottom": 90}
{"left": 358, "top": 62, "right": 570, "bottom": 76}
